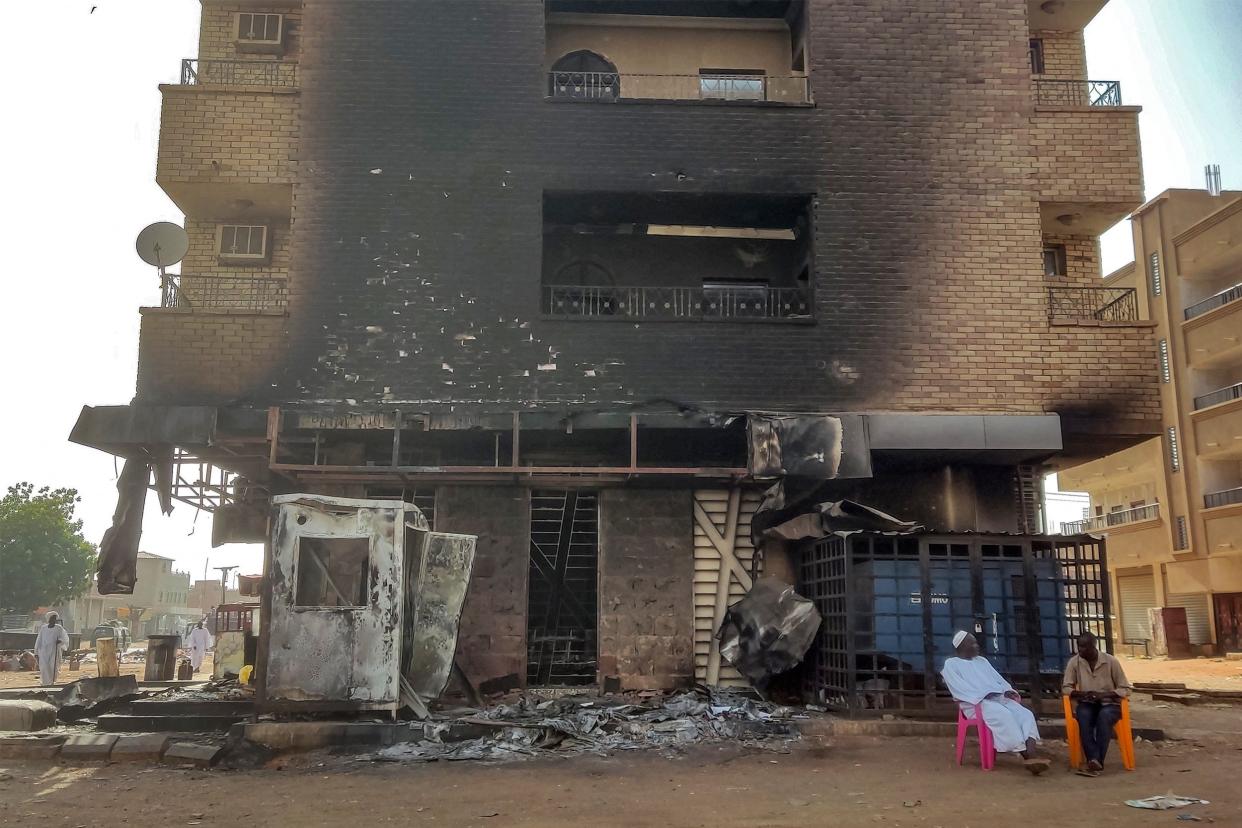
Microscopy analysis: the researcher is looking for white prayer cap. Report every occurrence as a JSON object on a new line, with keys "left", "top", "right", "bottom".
{"left": 952, "top": 630, "right": 969, "bottom": 648}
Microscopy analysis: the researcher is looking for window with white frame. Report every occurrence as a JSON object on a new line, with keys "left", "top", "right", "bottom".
{"left": 217, "top": 224, "right": 270, "bottom": 263}
{"left": 700, "top": 70, "right": 765, "bottom": 101}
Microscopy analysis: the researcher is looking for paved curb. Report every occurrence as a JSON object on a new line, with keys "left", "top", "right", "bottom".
{"left": 0, "top": 735, "right": 66, "bottom": 760}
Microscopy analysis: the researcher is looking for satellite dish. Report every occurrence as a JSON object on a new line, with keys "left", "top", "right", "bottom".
{"left": 136, "top": 222, "right": 189, "bottom": 268}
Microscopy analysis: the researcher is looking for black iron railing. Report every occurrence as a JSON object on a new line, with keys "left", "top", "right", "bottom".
{"left": 1048, "top": 287, "right": 1139, "bottom": 322}
{"left": 181, "top": 58, "right": 298, "bottom": 87}
{"left": 1034, "top": 79, "right": 1123, "bottom": 107}
{"left": 547, "top": 71, "right": 810, "bottom": 103}
{"left": 543, "top": 284, "right": 812, "bottom": 320}
{"left": 1063, "top": 503, "right": 1159, "bottom": 535}
{"left": 1194, "top": 381, "right": 1242, "bottom": 411}
{"left": 160, "top": 274, "right": 287, "bottom": 311}
{"left": 1185, "top": 283, "right": 1242, "bottom": 320}
{"left": 1205, "top": 487, "right": 1242, "bottom": 509}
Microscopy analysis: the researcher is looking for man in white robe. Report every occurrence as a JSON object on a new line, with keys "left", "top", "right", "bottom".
{"left": 186, "top": 620, "right": 213, "bottom": 673}
{"left": 35, "top": 612, "right": 71, "bottom": 686}
{"left": 941, "top": 630, "right": 1050, "bottom": 774}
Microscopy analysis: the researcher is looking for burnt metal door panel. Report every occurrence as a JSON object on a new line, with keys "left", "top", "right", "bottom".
{"left": 264, "top": 497, "right": 405, "bottom": 709}
{"left": 402, "top": 529, "right": 477, "bottom": 700}
{"left": 527, "top": 490, "right": 598, "bottom": 686}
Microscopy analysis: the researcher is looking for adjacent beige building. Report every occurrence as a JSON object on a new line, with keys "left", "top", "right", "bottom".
{"left": 62, "top": 552, "right": 197, "bottom": 639}
{"left": 1061, "top": 188, "right": 1242, "bottom": 655}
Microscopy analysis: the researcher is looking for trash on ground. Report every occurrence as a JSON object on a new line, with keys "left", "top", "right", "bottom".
{"left": 1124, "top": 795, "right": 1210, "bottom": 810}
{"left": 369, "top": 686, "right": 799, "bottom": 764}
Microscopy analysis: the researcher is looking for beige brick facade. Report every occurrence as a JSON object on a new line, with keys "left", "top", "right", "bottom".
{"left": 1032, "top": 30, "right": 1087, "bottom": 77}
{"left": 137, "top": 310, "right": 287, "bottom": 402}
{"left": 199, "top": 3, "right": 303, "bottom": 61}
{"left": 1032, "top": 107, "right": 1143, "bottom": 206}
{"left": 183, "top": 217, "right": 293, "bottom": 277}
{"left": 157, "top": 87, "right": 298, "bottom": 186}
{"left": 1043, "top": 232, "right": 1102, "bottom": 287}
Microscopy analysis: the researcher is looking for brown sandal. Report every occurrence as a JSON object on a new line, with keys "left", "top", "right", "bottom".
{"left": 1024, "top": 757, "right": 1051, "bottom": 776}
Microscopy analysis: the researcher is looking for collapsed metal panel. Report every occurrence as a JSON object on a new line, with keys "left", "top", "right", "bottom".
{"left": 401, "top": 526, "right": 477, "bottom": 700}
{"left": 798, "top": 533, "right": 1110, "bottom": 717}
{"left": 527, "top": 490, "right": 599, "bottom": 686}
{"left": 262, "top": 496, "right": 421, "bottom": 711}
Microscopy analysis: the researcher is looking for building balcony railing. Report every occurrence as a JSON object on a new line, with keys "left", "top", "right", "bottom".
{"left": 1063, "top": 503, "right": 1159, "bottom": 534}
{"left": 1195, "top": 381, "right": 1242, "bottom": 411}
{"left": 1048, "top": 287, "right": 1139, "bottom": 322}
{"left": 1185, "top": 283, "right": 1242, "bottom": 321}
{"left": 547, "top": 72, "right": 810, "bottom": 104}
{"left": 160, "top": 274, "right": 287, "bottom": 312}
{"left": 543, "top": 284, "right": 812, "bottom": 321}
{"left": 180, "top": 58, "right": 297, "bottom": 88}
{"left": 1205, "top": 487, "right": 1242, "bottom": 509}
{"left": 1034, "top": 79, "right": 1123, "bottom": 107}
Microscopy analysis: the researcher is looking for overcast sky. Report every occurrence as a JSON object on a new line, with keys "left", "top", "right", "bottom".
{"left": 0, "top": 1, "right": 1238, "bottom": 583}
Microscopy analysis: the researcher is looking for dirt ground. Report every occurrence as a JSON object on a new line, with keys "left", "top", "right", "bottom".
{"left": 1118, "top": 655, "right": 1242, "bottom": 691}
{"left": 0, "top": 655, "right": 215, "bottom": 690}
{"left": 1, "top": 699, "right": 1238, "bottom": 828}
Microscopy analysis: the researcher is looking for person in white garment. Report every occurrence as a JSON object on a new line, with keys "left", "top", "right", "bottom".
{"left": 186, "top": 620, "right": 213, "bottom": 673}
{"left": 941, "top": 630, "right": 1050, "bottom": 775}
{"left": 35, "top": 611, "right": 71, "bottom": 686}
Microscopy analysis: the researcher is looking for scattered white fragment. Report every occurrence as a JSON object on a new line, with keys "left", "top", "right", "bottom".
{"left": 537, "top": 363, "right": 557, "bottom": 371}
{"left": 370, "top": 168, "right": 383, "bottom": 174}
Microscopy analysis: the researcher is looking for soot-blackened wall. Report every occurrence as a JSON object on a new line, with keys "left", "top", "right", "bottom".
{"left": 277, "top": 0, "right": 1150, "bottom": 423}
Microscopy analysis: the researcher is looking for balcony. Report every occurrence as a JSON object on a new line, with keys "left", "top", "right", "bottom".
{"left": 547, "top": 71, "right": 810, "bottom": 105}
{"left": 156, "top": 61, "right": 299, "bottom": 217}
{"left": 1032, "top": 79, "right": 1143, "bottom": 236}
{"left": 1063, "top": 503, "right": 1160, "bottom": 534}
{"left": 1048, "top": 287, "right": 1140, "bottom": 324}
{"left": 543, "top": 284, "right": 811, "bottom": 321}
{"left": 1173, "top": 196, "right": 1242, "bottom": 280}
{"left": 1205, "top": 487, "right": 1242, "bottom": 510}
{"left": 159, "top": 274, "right": 288, "bottom": 313}
{"left": 180, "top": 58, "right": 298, "bottom": 89}
{"left": 1185, "top": 294, "right": 1242, "bottom": 369}
{"left": 1192, "top": 395, "right": 1242, "bottom": 460}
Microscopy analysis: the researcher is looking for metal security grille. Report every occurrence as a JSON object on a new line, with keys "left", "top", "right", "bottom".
{"left": 1117, "top": 575, "right": 1156, "bottom": 643}
{"left": 799, "top": 533, "right": 1110, "bottom": 716}
{"left": 1165, "top": 592, "right": 1212, "bottom": 644}
{"left": 1013, "top": 465, "right": 1043, "bottom": 535}
{"left": 527, "top": 490, "right": 598, "bottom": 686}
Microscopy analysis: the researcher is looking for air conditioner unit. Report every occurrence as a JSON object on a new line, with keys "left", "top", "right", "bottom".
{"left": 235, "top": 13, "right": 285, "bottom": 55}
{"left": 217, "top": 224, "right": 271, "bottom": 264}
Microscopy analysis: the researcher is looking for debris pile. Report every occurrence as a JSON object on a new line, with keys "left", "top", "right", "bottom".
{"left": 372, "top": 687, "right": 801, "bottom": 764}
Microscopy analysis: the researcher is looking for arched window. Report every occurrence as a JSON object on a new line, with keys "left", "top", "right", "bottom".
{"left": 549, "top": 50, "right": 619, "bottom": 100}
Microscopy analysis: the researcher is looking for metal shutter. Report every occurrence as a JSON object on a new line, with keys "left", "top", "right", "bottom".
{"left": 1118, "top": 575, "right": 1157, "bottom": 643}
{"left": 1165, "top": 592, "right": 1212, "bottom": 645}
{"left": 693, "top": 489, "right": 762, "bottom": 687}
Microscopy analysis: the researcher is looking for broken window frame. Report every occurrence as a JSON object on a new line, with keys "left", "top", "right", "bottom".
{"left": 292, "top": 535, "right": 372, "bottom": 610}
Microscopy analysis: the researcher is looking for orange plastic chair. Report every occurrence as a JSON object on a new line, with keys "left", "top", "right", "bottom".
{"left": 1063, "top": 695, "right": 1135, "bottom": 770}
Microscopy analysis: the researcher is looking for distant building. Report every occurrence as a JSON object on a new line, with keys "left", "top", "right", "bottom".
{"left": 60, "top": 552, "right": 196, "bottom": 639}
{"left": 188, "top": 579, "right": 254, "bottom": 616}
{"left": 1061, "top": 188, "right": 1242, "bottom": 654}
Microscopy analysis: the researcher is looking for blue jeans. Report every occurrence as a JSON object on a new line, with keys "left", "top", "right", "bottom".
{"left": 1075, "top": 701, "right": 1123, "bottom": 764}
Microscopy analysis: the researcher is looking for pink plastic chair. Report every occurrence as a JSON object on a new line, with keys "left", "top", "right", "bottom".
{"left": 955, "top": 703, "right": 996, "bottom": 770}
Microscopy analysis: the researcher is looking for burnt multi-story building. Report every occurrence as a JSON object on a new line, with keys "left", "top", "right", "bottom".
{"left": 75, "top": 0, "right": 1160, "bottom": 700}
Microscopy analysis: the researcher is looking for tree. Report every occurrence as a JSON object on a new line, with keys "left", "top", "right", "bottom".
{"left": 0, "top": 483, "right": 97, "bottom": 613}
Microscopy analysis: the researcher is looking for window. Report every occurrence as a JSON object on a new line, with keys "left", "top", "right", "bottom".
{"left": 549, "top": 51, "right": 619, "bottom": 100}
{"left": 1174, "top": 516, "right": 1189, "bottom": 551}
{"left": 235, "top": 13, "right": 284, "bottom": 52}
{"left": 1158, "top": 339, "right": 1170, "bottom": 383}
{"left": 1042, "top": 243, "right": 1067, "bottom": 277}
{"left": 1029, "top": 39, "right": 1045, "bottom": 75}
{"left": 217, "top": 224, "right": 270, "bottom": 263}
{"left": 1149, "top": 251, "right": 1162, "bottom": 296}
{"left": 294, "top": 537, "right": 370, "bottom": 608}
{"left": 699, "top": 70, "right": 765, "bottom": 101}
{"left": 1167, "top": 426, "right": 1180, "bottom": 472}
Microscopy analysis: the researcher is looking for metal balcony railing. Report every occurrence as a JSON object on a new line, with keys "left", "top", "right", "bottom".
{"left": 1048, "top": 287, "right": 1139, "bottom": 322}
{"left": 1063, "top": 503, "right": 1159, "bottom": 534}
{"left": 1185, "top": 283, "right": 1242, "bottom": 320}
{"left": 180, "top": 58, "right": 298, "bottom": 88}
{"left": 547, "top": 72, "right": 810, "bottom": 104}
{"left": 543, "top": 284, "right": 812, "bottom": 321}
{"left": 1205, "top": 487, "right": 1242, "bottom": 509}
{"left": 1034, "top": 79, "right": 1123, "bottom": 107}
{"left": 160, "top": 274, "right": 287, "bottom": 312}
{"left": 1194, "top": 381, "right": 1242, "bottom": 411}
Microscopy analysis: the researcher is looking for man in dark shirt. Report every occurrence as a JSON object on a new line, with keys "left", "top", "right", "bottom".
{"left": 1062, "top": 631, "right": 1132, "bottom": 774}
